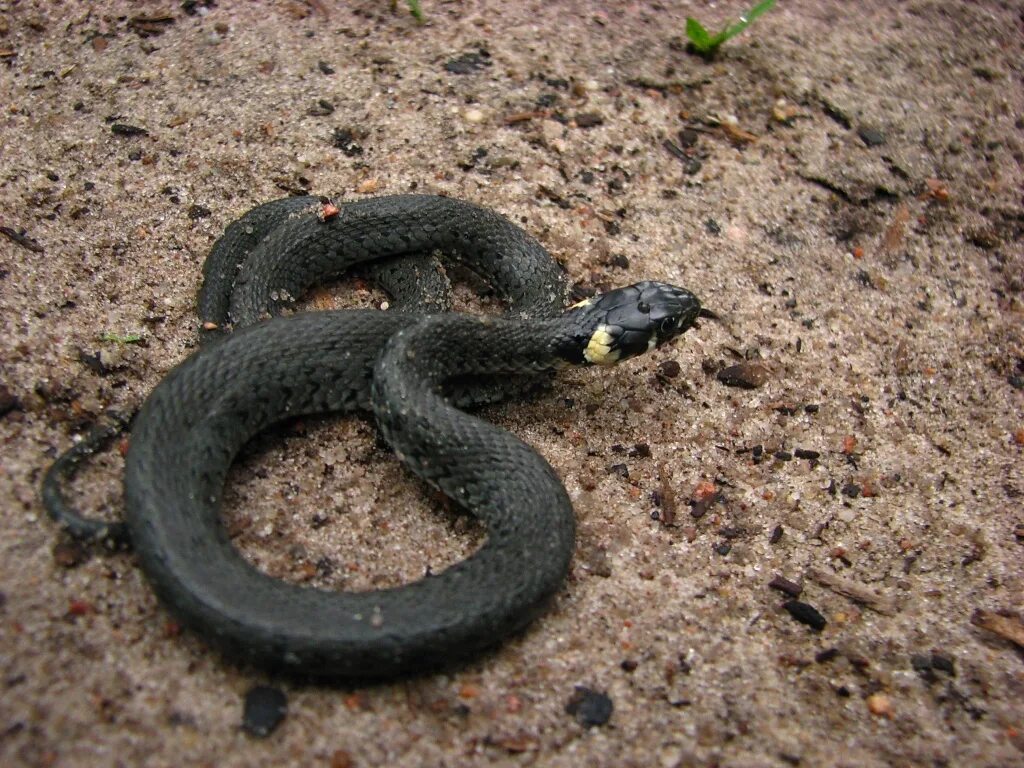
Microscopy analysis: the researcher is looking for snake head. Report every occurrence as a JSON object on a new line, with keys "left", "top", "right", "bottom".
{"left": 562, "top": 281, "right": 701, "bottom": 366}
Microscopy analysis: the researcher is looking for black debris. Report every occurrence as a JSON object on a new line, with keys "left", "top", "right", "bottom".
{"left": 857, "top": 125, "right": 886, "bottom": 147}
{"left": 794, "top": 448, "right": 820, "bottom": 460}
{"left": 308, "top": 99, "right": 335, "bottom": 116}
{"left": 565, "top": 686, "right": 613, "bottom": 727}
{"left": 574, "top": 112, "right": 604, "bottom": 128}
{"left": 187, "top": 205, "right": 211, "bottom": 220}
{"left": 242, "top": 685, "right": 287, "bottom": 738}
{"left": 774, "top": 450, "right": 793, "bottom": 461}
{"left": 331, "top": 128, "right": 364, "bottom": 156}
{"left": 769, "top": 524, "right": 784, "bottom": 544}
{"left": 628, "top": 443, "right": 650, "bottom": 458}
{"left": 678, "top": 128, "right": 699, "bottom": 148}
{"left": 0, "top": 226, "right": 44, "bottom": 253}
{"left": 110, "top": 123, "right": 149, "bottom": 137}
{"left": 0, "top": 384, "right": 21, "bottom": 417}
{"left": 607, "top": 463, "right": 629, "bottom": 479}
{"left": 769, "top": 575, "right": 803, "bottom": 598}
{"left": 444, "top": 50, "right": 491, "bottom": 75}
{"left": 783, "top": 600, "right": 827, "bottom": 632}
{"left": 317, "top": 60, "right": 335, "bottom": 75}
{"left": 930, "top": 652, "right": 955, "bottom": 676}
{"left": 656, "top": 360, "right": 681, "bottom": 379}
{"left": 815, "top": 647, "right": 840, "bottom": 663}
{"left": 841, "top": 483, "right": 861, "bottom": 498}
{"left": 715, "top": 542, "right": 731, "bottom": 556}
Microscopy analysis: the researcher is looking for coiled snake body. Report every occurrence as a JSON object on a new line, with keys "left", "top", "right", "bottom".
{"left": 44, "top": 195, "right": 701, "bottom": 677}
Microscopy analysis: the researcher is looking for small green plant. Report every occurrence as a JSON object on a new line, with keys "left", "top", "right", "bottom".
{"left": 685, "top": 0, "right": 776, "bottom": 57}
{"left": 406, "top": 0, "right": 424, "bottom": 22}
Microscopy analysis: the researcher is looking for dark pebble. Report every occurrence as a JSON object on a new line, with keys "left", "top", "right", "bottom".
{"left": 607, "top": 463, "right": 629, "bottom": 479}
{"left": 187, "top": 205, "right": 211, "bottom": 220}
{"left": 841, "top": 483, "right": 861, "bottom": 498}
{"left": 565, "top": 686, "right": 613, "bottom": 727}
{"left": 752, "top": 444, "right": 764, "bottom": 462}
{"left": 317, "top": 60, "right": 334, "bottom": 75}
{"left": 110, "top": 122, "right": 148, "bottom": 137}
{"left": 308, "top": 99, "right": 335, "bottom": 116}
{"left": 620, "top": 659, "right": 638, "bottom": 672}
{"left": 857, "top": 125, "right": 886, "bottom": 147}
{"left": 717, "top": 362, "right": 769, "bottom": 389}
{"left": 628, "top": 443, "right": 650, "bottom": 458}
{"left": 689, "top": 495, "right": 716, "bottom": 519}
{"left": 0, "top": 384, "right": 21, "bottom": 417}
{"left": 678, "top": 128, "right": 699, "bottom": 148}
{"left": 242, "top": 685, "right": 287, "bottom": 738}
{"left": 804, "top": 404, "right": 819, "bottom": 414}
{"left": 774, "top": 450, "right": 793, "bottom": 462}
{"left": 815, "top": 647, "right": 840, "bottom": 663}
{"left": 769, "top": 524, "right": 784, "bottom": 544}
{"left": 608, "top": 254, "right": 629, "bottom": 269}
{"left": 574, "top": 112, "right": 604, "bottom": 128}
{"left": 331, "top": 128, "right": 364, "bottom": 156}
{"left": 444, "top": 50, "right": 490, "bottom": 75}
{"left": 657, "top": 360, "right": 681, "bottom": 379}
{"left": 704, "top": 218, "right": 721, "bottom": 235}
{"left": 769, "top": 575, "right": 803, "bottom": 597}
{"left": 53, "top": 540, "right": 88, "bottom": 568}
{"left": 783, "top": 600, "right": 827, "bottom": 631}
{"left": 794, "top": 448, "right": 820, "bottom": 460}
{"left": 715, "top": 542, "right": 731, "bottom": 556}
{"left": 931, "top": 652, "right": 955, "bottom": 675}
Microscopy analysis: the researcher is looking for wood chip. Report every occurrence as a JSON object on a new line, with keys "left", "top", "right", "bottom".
{"left": 806, "top": 567, "right": 897, "bottom": 615}
{"left": 656, "top": 462, "right": 676, "bottom": 527}
{"left": 882, "top": 204, "right": 910, "bottom": 252}
{"left": 971, "top": 609, "right": 1024, "bottom": 648}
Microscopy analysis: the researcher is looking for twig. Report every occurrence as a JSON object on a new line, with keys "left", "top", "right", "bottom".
{"left": 806, "top": 566, "right": 897, "bottom": 615}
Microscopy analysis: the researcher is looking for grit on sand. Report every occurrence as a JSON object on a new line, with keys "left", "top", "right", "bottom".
{"left": 0, "top": 1, "right": 1021, "bottom": 766}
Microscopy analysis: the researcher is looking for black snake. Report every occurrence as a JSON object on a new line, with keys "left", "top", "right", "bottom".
{"left": 43, "top": 195, "right": 701, "bottom": 677}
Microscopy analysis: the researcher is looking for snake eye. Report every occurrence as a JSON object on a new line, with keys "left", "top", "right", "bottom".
{"left": 637, "top": 300, "right": 651, "bottom": 314}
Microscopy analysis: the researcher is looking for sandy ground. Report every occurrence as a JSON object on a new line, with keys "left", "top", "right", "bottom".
{"left": 1, "top": 1, "right": 1022, "bottom": 766}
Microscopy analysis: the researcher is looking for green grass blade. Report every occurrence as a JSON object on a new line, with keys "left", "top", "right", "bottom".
{"left": 685, "top": 17, "right": 714, "bottom": 52}
{"left": 406, "top": 0, "right": 424, "bottom": 23}
{"left": 721, "top": 0, "right": 776, "bottom": 43}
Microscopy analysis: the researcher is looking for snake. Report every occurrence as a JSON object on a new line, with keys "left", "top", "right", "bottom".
{"left": 42, "top": 194, "right": 701, "bottom": 677}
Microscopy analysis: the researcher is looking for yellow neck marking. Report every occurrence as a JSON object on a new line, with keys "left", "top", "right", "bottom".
{"left": 584, "top": 324, "right": 620, "bottom": 366}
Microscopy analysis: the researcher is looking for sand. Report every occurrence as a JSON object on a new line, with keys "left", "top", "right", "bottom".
{"left": 0, "top": 1, "right": 1021, "bottom": 766}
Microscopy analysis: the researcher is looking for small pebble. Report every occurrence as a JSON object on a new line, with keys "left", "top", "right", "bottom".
{"left": 657, "top": 360, "right": 681, "bottom": 379}
{"left": 463, "top": 108, "right": 485, "bottom": 124}
{"left": 574, "top": 112, "right": 604, "bottom": 128}
{"left": 717, "top": 362, "right": 769, "bottom": 389}
{"left": 242, "top": 685, "right": 287, "bottom": 738}
{"left": 866, "top": 693, "right": 893, "bottom": 718}
{"left": 0, "top": 384, "right": 22, "bottom": 416}
{"left": 857, "top": 125, "right": 886, "bottom": 147}
{"left": 565, "top": 686, "right": 613, "bottom": 727}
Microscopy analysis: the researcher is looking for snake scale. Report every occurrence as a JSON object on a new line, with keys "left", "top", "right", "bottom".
{"left": 43, "top": 194, "right": 701, "bottom": 677}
